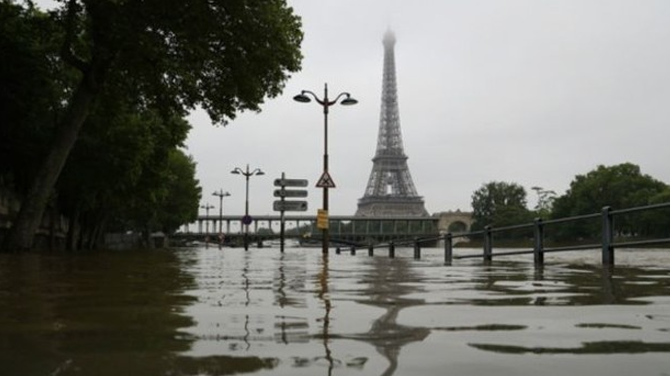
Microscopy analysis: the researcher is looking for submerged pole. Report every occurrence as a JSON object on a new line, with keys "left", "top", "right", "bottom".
{"left": 444, "top": 233, "right": 453, "bottom": 265}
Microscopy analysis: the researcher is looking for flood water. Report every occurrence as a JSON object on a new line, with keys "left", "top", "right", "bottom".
{"left": 1, "top": 246, "right": 669, "bottom": 376}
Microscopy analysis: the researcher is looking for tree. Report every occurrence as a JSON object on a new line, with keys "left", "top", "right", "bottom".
{"left": 639, "top": 188, "right": 670, "bottom": 237}
{"left": 56, "top": 95, "right": 195, "bottom": 249}
{"left": 150, "top": 149, "right": 201, "bottom": 235}
{"left": 551, "top": 163, "right": 669, "bottom": 239}
{"left": 0, "top": 1, "right": 65, "bottom": 193}
{"left": 531, "top": 186, "right": 556, "bottom": 219}
{"left": 4, "top": 0, "right": 303, "bottom": 250}
{"left": 471, "top": 181, "right": 532, "bottom": 234}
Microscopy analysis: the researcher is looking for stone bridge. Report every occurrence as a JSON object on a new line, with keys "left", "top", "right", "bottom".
{"left": 433, "top": 210, "right": 474, "bottom": 234}
{"left": 176, "top": 211, "right": 473, "bottom": 246}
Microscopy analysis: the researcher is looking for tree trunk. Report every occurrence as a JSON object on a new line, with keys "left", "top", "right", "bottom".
{"left": 48, "top": 204, "right": 55, "bottom": 252}
{"left": 89, "top": 212, "right": 108, "bottom": 250}
{"left": 66, "top": 203, "right": 81, "bottom": 251}
{"left": 2, "top": 80, "right": 97, "bottom": 251}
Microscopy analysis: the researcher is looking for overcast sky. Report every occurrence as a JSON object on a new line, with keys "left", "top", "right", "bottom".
{"left": 37, "top": 0, "right": 670, "bottom": 218}
{"left": 188, "top": 0, "right": 670, "bottom": 217}
{"left": 186, "top": 0, "right": 670, "bottom": 217}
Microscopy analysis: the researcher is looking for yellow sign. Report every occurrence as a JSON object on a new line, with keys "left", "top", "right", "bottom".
{"left": 317, "top": 209, "right": 329, "bottom": 229}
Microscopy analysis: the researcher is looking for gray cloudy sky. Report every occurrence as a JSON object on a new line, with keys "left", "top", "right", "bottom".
{"left": 40, "top": 0, "right": 670, "bottom": 217}
{"left": 187, "top": 0, "right": 670, "bottom": 217}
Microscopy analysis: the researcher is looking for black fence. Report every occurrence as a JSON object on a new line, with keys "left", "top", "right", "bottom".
{"left": 340, "top": 203, "right": 670, "bottom": 267}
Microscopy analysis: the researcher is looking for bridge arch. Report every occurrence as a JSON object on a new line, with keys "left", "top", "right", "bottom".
{"left": 435, "top": 211, "right": 473, "bottom": 235}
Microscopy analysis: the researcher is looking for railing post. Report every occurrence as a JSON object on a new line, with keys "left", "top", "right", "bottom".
{"left": 368, "top": 243, "right": 374, "bottom": 257}
{"left": 484, "top": 225, "right": 493, "bottom": 262}
{"left": 413, "top": 237, "right": 421, "bottom": 260}
{"left": 444, "top": 233, "right": 453, "bottom": 265}
{"left": 389, "top": 241, "right": 395, "bottom": 259}
{"left": 602, "top": 206, "right": 614, "bottom": 266}
{"left": 533, "top": 218, "right": 544, "bottom": 266}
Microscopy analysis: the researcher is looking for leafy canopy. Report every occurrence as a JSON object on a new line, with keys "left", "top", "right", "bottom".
{"left": 58, "top": 0, "right": 304, "bottom": 123}
{"left": 551, "top": 163, "right": 669, "bottom": 239}
{"left": 3, "top": 0, "right": 303, "bottom": 250}
{"left": 552, "top": 163, "right": 668, "bottom": 217}
{"left": 471, "top": 181, "right": 532, "bottom": 230}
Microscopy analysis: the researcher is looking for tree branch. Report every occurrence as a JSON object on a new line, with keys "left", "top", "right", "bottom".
{"left": 60, "top": 0, "right": 88, "bottom": 72}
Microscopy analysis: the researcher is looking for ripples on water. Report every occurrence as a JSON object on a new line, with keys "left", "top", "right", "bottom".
{"left": 0, "top": 247, "right": 669, "bottom": 376}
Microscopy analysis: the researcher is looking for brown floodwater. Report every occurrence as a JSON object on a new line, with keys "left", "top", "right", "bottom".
{"left": 0, "top": 247, "right": 669, "bottom": 376}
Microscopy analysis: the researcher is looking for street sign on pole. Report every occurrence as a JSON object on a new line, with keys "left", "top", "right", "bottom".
{"left": 274, "top": 178, "right": 308, "bottom": 187}
{"left": 275, "top": 173, "right": 310, "bottom": 252}
{"left": 317, "top": 209, "right": 329, "bottom": 229}
{"left": 273, "top": 189, "right": 308, "bottom": 198}
{"left": 316, "top": 171, "right": 336, "bottom": 188}
{"left": 273, "top": 200, "right": 308, "bottom": 212}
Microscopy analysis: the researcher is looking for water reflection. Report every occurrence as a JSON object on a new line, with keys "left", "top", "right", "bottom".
{"left": 351, "top": 256, "right": 430, "bottom": 376}
{"left": 2, "top": 247, "right": 669, "bottom": 375}
{"left": 0, "top": 250, "right": 279, "bottom": 376}
{"left": 450, "top": 260, "right": 670, "bottom": 306}
{"left": 317, "top": 254, "right": 334, "bottom": 374}
{"left": 470, "top": 340, "right": 670, "bottom": 354}
{"left": 274, "top": 253, "right": 309, "bottom": 345}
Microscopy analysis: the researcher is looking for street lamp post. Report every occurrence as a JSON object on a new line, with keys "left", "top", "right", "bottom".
{"left": 231, "top": 164, "right": 264, "bottom": 250}
{"left": 212, "top": 189, "right": 231, "bottom": 249}
{"left": 294, "top": 83, "right": 357, "bottom": 254}
{"left": 200, "top": 203, "right": 215, "bottom": 248}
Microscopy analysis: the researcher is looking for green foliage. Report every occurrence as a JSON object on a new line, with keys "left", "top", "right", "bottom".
{"left": 0, "top": 1, "right": 66, "bottom": 191}
{"left": 530, "top": 186, "right": 556, "bottom": 219}
{"left": 256, "top": 227, "right": 275, "bottom": 236}
{"left": 639, "top": 188, "right": 670, "bottom": 237}
{"left": 471, "top": 181, "right": 533, "bottom": 233}
{"left": 3, "top": 0, "right": 303, "bottom": 249}
{"left": 551, "top": 163, "right": 669, "bottom": 239}
{"left": 60, "top": 0, "right": 304, "bottom": 124}
{"left": 155, "top": 150, "right": 202, "bottom": 234}
{"left": 56, "top": 94, "right": 201, "bottom": 248}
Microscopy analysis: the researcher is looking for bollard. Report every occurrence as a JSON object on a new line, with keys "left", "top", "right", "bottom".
{"left": 389, "top": 241, "right": 395, "bottom": 258}
{"left": 350, "top": 246, "right": 356, "bottom": 256}
{"left": 413, "top": 237, "right": 421, "bottom": 260}
{"left": 484, "top": 226, "right": 493, "bottom": 262}
{"left": 533, "top": 218, "right": 544, "bottom": 266}
{"left": 601, "top": 206, "right": 614, "bottom": 266}
{"left": 368, "top": 243, "right": 374, "bottom": 257}
{"left": 444, "top": 233, "right": 453, "bottom": 265}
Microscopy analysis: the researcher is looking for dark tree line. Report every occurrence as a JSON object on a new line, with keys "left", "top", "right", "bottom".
{"left": 551, "top": 163, "right": 670, "bottom": 239}
{"left": 1, "top": 0, "right": 304, "bottom": 250}
{"left": 471, "top": 163, "right": 670, "bottom": 242}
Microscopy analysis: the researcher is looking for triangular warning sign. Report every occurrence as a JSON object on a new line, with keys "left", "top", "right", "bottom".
{"left": 316, "top": 171, "right": 336, "bottom": 188}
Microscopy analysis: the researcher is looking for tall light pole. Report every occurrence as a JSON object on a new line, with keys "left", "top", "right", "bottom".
{"left": 231, "top": 164, "right": 264, "bottom": 250}
{"left": 294, "top": 83, "right": 357, "bottom": 254}
{"left": 200, "top": 203, "right": 215, "bottom": 248}
{"left": 212, "top": 189, "right": 231, "bottom": 249}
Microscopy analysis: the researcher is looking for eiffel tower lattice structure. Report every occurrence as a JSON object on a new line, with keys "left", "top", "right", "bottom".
{"left": 356, "top": 30, "right": 428, "bottom": 217}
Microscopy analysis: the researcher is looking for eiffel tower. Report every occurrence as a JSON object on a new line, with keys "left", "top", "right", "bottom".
{"left": 356, "top": 30, "right": 428, "bottom": 217}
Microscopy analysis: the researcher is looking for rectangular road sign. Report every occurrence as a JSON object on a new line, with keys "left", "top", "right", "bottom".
{"left": 273, "top": 200, "right": 308, "bottom": 212}
{"left": 273, "top": 189, "right": 308, "bottom": 198}
{"left": 274, "top": 178, "right": 308, "bottom": 187}
{"left": 317, "top": 209, "right": 328, "bottom": 229}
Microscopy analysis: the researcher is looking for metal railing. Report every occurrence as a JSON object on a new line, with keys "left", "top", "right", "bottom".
{"left": 338, "top": 202, "right": 670, "bottom": 267}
